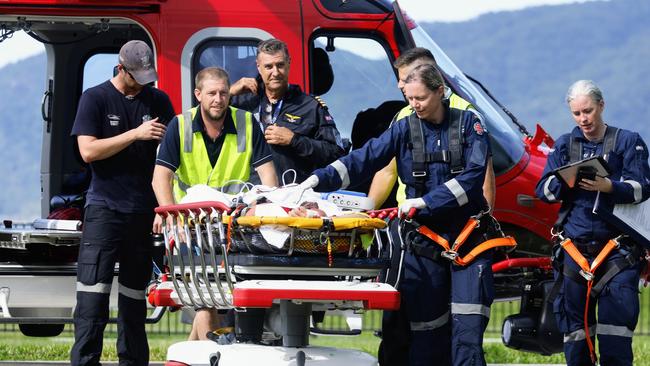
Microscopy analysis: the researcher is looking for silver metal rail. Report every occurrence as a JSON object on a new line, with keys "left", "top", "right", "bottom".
{"left": 155, "top": 201, "right": 235, "bottom": 309}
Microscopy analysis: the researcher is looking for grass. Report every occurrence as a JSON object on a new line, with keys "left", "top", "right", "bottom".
{"left": 311, "top": 332, "right": 650, "bottom": 365}
{"left": 3, "top": 330, "right": 650, "bottom": 364}
{"left": 3, "top": 291, "right": 650, "bottom": 363}
{"left": 0, "top": 332, "right": 187, "bottom": 361}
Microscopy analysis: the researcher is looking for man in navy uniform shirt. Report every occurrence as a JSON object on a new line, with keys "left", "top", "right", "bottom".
{"left": 229, "top": 38, "right": 345, "bottom": 185}
{"left": 70, "top": 40, "right": 175, "bottom": 366}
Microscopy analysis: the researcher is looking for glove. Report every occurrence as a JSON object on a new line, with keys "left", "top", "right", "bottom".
{"left": 398, "top": 198, "right": 426, "bottom": 218}
{"left": 298, "top": 174, "right": 319, "bottom": 191}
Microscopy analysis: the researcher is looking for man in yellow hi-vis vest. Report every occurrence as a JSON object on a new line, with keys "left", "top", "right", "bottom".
{"left": 152, "top": 67, "right": 277, "bottom": 207}
{"left": 368, "top": 48, "right": 496, "bottom": 212}
{"left": 151, "top": 67, "right": 277, "bottom": 340}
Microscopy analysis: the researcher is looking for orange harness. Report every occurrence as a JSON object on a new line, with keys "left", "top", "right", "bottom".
{"left": 558, "top": 236, "right": 621, "bottom": 365}
{"left": 414, "top": 216, "right": 517, "bottom": 266}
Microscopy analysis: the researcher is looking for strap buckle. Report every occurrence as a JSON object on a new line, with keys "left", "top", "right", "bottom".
{"left": 612, "top": 235, "right": 623, "bottom": 249}
{"left": 441, "top": 250, "right": 458, "bottom": 261}
{"left": 412, "top": 171, "right": 427, "bottom": 178}
{"left": 579, "top": 269, "right": 594, "bottom": 281}
{"left": 450, "top": 166, "right": 464, "bottom": 174}
{"left": 440, "top": 150, "right": 450, "bottom": 163}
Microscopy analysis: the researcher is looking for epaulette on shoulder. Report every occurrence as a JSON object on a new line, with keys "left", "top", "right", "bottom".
{"left": 313, "top": 95, "right": 328, "bottom": 109}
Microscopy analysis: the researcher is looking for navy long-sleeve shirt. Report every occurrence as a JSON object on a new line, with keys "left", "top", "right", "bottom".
{"left": 313, "top": 104, "right": 490, "bottom": 236}
{"left": 535, "top": 126, "right": 650, "bottom": 242}
{"left": 231, "top": 79, "right": 345, "bottom": 184}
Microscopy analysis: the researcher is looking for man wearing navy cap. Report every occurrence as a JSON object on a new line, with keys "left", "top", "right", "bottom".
{"left": 70, "top": 40, "right": 175, "bottom": 366}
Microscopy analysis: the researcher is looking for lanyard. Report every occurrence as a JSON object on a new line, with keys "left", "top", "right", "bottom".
{"left": 258, "top": 98, "right": 283, "bottom": 129}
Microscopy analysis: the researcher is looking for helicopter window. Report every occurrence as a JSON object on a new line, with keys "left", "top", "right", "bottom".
{"left": 309, "top": 35, "right": 403, "bottom": 142}
{"left": 83, "top": 53, "right": 116, "bottom": 92}
{"left": 411, "top": 26, "right": 526, "bottom": 175}
{"left": 0, "top": 33, "right": 45, "bottom": 221}
{"left": 318, "top": 0, "right": 392, "bottom": 14}
{"left": 192, "top": 39, "right": 259, "bottom": 106}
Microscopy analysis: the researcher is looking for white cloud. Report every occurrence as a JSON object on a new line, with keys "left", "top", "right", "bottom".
{"left": 0, "top": 31, "right": 44, "bottom": 68}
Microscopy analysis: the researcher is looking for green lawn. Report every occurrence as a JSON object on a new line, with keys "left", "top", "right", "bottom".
{"left": 3, "top": 291, "right": 650, "bottom": 363}
{"left": 0, "top": 332, "right": 187, "bottom": 361}
{"left": 2, "top": 331, "right": 650, "bottom": 364}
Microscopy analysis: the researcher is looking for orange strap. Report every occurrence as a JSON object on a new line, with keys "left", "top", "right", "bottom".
{"left": 455, "top": 236, "right": 517, "bottom": 266}
{"left": 560, "top": 239, "right": 618, "bottom": 278}
{"left": 452, "top": 217, "right": 480, "bottom": 252}
{"left": 416, "top": 225, "right": 450, "bottom": 250}
{"left": 560, "top": 238, "right": 619, "bottom": 364}
{"left": 585, "top": 281, "right": 596, "bottom": 365}
{"left": 416, "top": 221, "right": 517, "bottom": 266}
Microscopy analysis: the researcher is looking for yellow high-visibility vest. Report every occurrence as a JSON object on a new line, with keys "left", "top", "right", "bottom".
{"left": 173, "top": 106, "right": 253, "bottom": 201}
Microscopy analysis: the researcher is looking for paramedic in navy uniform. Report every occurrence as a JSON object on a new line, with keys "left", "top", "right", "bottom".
{"left": 535, "top": 80, "right": 650, "bottom": 366}
{"left": 70, "top": 40, "right": 175, "bottom": 366}
{"left": 301, "top": 64, "right": 493, "bottom": 366}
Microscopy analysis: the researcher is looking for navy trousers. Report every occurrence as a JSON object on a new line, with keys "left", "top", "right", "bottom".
{"left": 553, "top": 251, "right": 641, "bottom": 366}
{"left": 70, "top": 205, "right": 154, "bottom": 366}
{"left": 379, "top": 225, "right": 493, "bottom": 366}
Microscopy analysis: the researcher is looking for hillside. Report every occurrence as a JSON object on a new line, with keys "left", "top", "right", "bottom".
{"left": 421, "top": 0, "right": 650, "bottom": 141}
{"left": 0, "top": 0, "right": 648, "bottom": 220}
{"left": 0, "top": 54, "right": 46, "bottom": 220}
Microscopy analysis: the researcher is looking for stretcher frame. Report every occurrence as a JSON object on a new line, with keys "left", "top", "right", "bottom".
{"left": 151, "top": 201, "right": 399, "bottom": 312}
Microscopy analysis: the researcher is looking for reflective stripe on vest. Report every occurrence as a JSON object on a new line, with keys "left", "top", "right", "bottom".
{"left": 396, "top": 94, "right": 473, "bottom": 203}
{"left": 173, "top": 106, "right": 253, "bottom": 201}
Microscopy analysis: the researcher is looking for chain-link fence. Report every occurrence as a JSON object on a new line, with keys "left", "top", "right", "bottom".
{"left": 2, "top": 288, "right": 649, "bottom": 336}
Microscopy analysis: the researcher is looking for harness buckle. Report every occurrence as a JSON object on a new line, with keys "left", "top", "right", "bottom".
{"left": 412, "top": 171, "right": 427, "bottom": 178}
{"left": 440, "top": 150, "right": 450, "bottom": 162}
{"left": 441, "top": 250, "right": 458, "bottom": 261}
{"left": 471, "top": 210, "right": 488, "bottom": 227}
{"left": 551, "top": 227, "right": 564, "bottom": 241}
{"left": 612, "top": 235, "right": 624, "bottom": 249}
{"left": 579, "top": 269, "right": 594, "bottom": 281}
{"left": 559, "top": 237, "right": 572, "bottom": 247}
{"left": 450, "top": 166, "right": 464, "bottom": 174}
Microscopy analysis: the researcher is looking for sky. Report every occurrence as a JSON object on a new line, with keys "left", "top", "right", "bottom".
{"left": 0, "top": 0, "right": 602, "bottom": 69}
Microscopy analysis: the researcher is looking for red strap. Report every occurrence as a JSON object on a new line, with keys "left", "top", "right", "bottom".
{"left": 226, "top": 216, "right": 233, "bottom": 254}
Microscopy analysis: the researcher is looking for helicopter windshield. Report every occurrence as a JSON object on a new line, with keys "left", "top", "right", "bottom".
{"left": 410, "top": 26, "right": 527, "bottom": 175}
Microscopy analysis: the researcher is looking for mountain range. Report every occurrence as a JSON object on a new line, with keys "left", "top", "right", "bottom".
{"left": 0, "top": 0, "right": 648, "bottom": 220}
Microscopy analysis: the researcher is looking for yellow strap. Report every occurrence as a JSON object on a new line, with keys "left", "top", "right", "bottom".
{"left": 233, "top": 216, "right": 386, "bottom": 230}
{"left": 332, "top": 217, "right": 387, "bottom": 230}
